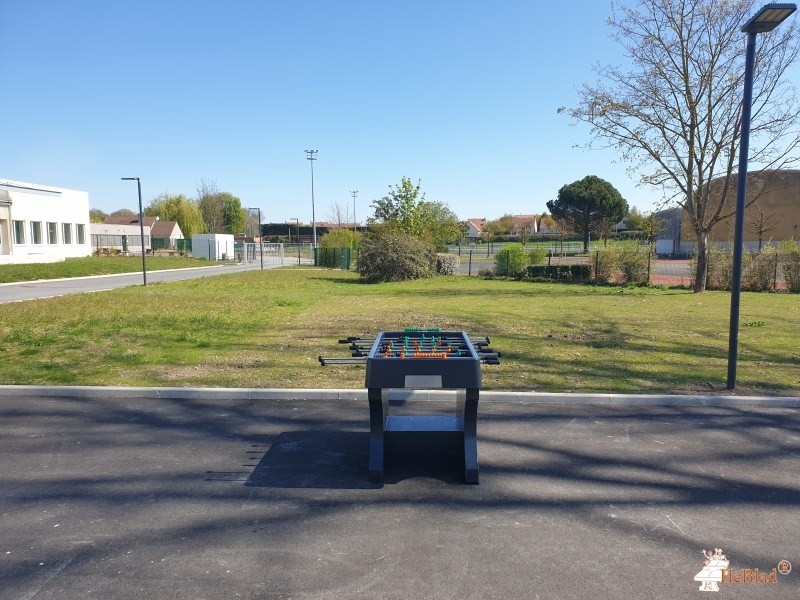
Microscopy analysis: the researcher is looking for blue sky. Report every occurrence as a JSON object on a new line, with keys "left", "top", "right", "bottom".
{"left": 0, "top": 1, "right": 769, "bottom": 224}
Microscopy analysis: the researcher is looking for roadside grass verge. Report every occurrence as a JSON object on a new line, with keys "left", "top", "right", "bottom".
{"left": 0, "top": 256, "right": 215, "bottom": 283}
{"left": 0, "top": 269, "right": 797, "bottom": 395}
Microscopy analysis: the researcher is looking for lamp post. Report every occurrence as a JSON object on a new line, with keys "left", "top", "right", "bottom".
{"left": 292, "top": 218, "right": 300, "bottom": 265}
{"left": 727, "top": 2, "right": 796, "bottom": 390}
{"left": 248, "top": 207, "right": 264, "bottom": 270}
{"left": 121, "top": 177, "right": 147, "bottom": 286}
{"left": 304, "top": 149, "right": 318, "bottom": 248}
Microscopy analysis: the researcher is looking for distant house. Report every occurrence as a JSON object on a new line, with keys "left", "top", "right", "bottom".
{"left": 511, "top": 214, "right": 538, "bottom": 237}
{"left": 0, "top": 179, "right": 92, "bottom": 265}
{"left": 150, "top": 219, "right": 184, "bottom": 249}
{"left": 465, "top": 218, "right": 486, "bottom": 240}
{"left": 99, "top": 215, "right": 183, "bottom": 251}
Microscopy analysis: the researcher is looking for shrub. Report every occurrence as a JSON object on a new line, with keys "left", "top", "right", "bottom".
{"left": 495, "top": 243, "right": 529, "bottom": 278}
{"left": 780, "top": 240, "right": 800, "bottom": 293}
{"left": 320, "top": 229, "right": 361, "bottom": 249}
{"left": 436, "top": 253, "right": 460, "bottom": 275}
{"left": 617, "top": 245, "right": 651, "bottom": 285}
{"left": 743, "top": 248, "right": 778, "bottom": 292}
{"left": 705, "top": 246, "right": 734, "bottom": 290}
{"left": 593, "top": 247, "right": 620, "bottom": 283}
{"left": 528, "top": 247, "right": 547, "bottom": 266}
{"left": 356, "top": 229, "right": 435, "bottom": 283}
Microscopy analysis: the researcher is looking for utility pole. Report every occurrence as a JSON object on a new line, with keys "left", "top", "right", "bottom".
{"left": 350, "top": 190, "right": 358, "bottom": 233}
{"left": 305, "top": 149, "right": 318, "bottom": 248}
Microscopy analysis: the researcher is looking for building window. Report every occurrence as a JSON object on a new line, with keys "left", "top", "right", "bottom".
{"left": 48, "top": 222, "right": 58, "bottom": 244}
{"left": 76, "top": 223, "right": 85, "bottom": 245}
{"left": 13, "top": 220, "right": 25, "bottom": 244}
{"left": 62, "top": 223, "right": 72, "bottom": 244}
{"left": 31, "top": 221, "right": 43, "bottom": 245}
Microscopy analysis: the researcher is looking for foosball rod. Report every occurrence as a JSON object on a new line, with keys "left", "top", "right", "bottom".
{"left": 318, "top": 356, "right": 368, "bottom": 366}
{"left": 339, "top": 336, "right": 492, "bottom": 347}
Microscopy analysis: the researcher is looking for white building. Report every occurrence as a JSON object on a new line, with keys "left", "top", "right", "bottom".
{"left": 0, "top": 179, "right": 92, "bottom": 264}
{"left": 191, "top": 233, "right": 235, "bottom": 260}
{"left": 89, "top": 223, "right": 150, "bottom": 254}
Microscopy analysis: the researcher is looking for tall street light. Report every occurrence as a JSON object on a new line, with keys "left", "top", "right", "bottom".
{"left": 727, "top": 2, "right": 796, "bottom": 390}
{"left": 305, "top": 149, "right": 318, "bottom": 248}
{"left": 247, "top": 207, "right": 264, "bottom": 270}
{"left": 350, "top": 190, "right": 358, "bottom": 233}
{"left": 121, "top": 177, "right": 147, "bottom": 286}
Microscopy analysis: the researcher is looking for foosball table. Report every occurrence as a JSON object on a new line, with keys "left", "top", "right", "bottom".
{"left": 320, "top": 328, "right": 501, "bottom": 483}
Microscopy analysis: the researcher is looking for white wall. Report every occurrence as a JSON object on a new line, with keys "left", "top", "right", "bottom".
{"left": 0, "top": 179, "right": 92, "bottom": 264}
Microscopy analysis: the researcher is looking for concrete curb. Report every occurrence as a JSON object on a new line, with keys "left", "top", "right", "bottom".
{"left": 0, "top": 385, "right": 797, "bottom": 407}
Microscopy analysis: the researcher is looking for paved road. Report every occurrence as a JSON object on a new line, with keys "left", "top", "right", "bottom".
{"left": 0, "top": 261, "right": 304, "bottom": 304}
{"left": 1, "top": 389, "right": 798, "bottom": 599}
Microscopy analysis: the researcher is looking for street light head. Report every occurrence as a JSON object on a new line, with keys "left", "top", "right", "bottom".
{"left": 742, "top": 3, "right": 796, "bottom": 33}
{"left": 121, "top": 177, "right": 139, "bottom": 181}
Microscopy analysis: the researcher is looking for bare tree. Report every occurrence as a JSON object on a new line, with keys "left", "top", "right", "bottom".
{"left": 327, "top": 201, "right": 352, "bottom": 229}
{"left": 748, "top": 209, "right": 778, "bottom": 251}
{"left": 593, "top": 217, "right": 618, "bottom": 247}
{"left": 197, "top": 179, "right": 223, "bottom": 234}
{"left": 245, "top": 208, "right": 262, "bottom": 239}
{"left": 562, "top": 0, "right": 800, "bottom": 291}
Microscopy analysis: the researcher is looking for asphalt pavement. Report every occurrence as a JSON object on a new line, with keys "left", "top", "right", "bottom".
{"left": 0, "top": 261, "right": 299, "bottom": 304}
{"left": 1, "top": 387, "right": 798, "bottom": 599}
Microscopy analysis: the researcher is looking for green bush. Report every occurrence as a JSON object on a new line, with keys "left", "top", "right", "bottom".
{"left": 528, "top": 247, "right": 547, "bottom": 266}
{"left": 617, "top": 245, "right": 651, "bottom": 285}
{"left": 320, "top": 229, "right": 361, "bottom": 249}
{"left": 593, "top": 247, "right": 620, "bottom": 283}
{"left": 495, "top": 243, "right": 529, "bottom": 278}
{"left": 743, "top": 248, "right": 778, "bottom": 292}
{"left": 356, "top": 229, "right": 436, "bottom": 283}
{"left": 780, "top": 240, "right": 800, "bottom": 293}
{"left": 436, "top": 253, "right": 460, "bottom": 275}
{"left": 705, "top": 246, "right": 734, "bottom": 290}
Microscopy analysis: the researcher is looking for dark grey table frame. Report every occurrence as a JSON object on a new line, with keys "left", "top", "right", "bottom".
{"left": 367, "top": 386, "right": 480, "bottom": 483}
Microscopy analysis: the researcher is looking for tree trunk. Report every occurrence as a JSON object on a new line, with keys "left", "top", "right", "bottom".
{"left": 583, "top": 223, "right": 591, "bottom": 253}
{"left": 693, "top": 230, "right": 710, "bottom": 293}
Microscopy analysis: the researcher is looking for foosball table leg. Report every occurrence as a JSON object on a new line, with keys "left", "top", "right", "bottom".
{"left": 368, "top": 387, "right": 385, "bottom": 483}
{"left": 462, "top": 387, "right": 479, "bottom": 484}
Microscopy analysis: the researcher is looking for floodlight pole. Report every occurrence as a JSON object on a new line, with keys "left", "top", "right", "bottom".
{"left": 727, "top": 3, "right": 796, "bottom": 390}
{"left": 121, "top": 177, "right": 147, "bottom": 286}
{"left": 305, "top": 149, "right": 318, "bottom": 248}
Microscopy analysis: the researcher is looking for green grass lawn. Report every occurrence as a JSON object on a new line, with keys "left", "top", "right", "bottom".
{"left": 0, "top": 255, "right": 215, "bottom": 283}
{"left": 1, "top": 268, "right": 797, "bottom": 395}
